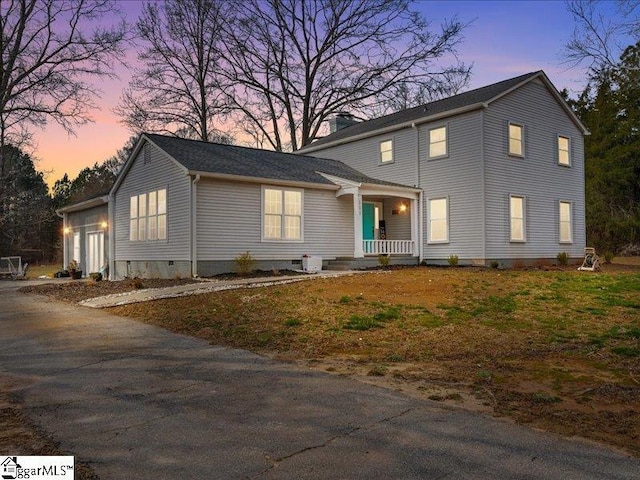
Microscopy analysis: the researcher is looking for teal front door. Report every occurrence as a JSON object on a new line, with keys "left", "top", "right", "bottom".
{"left": 362, "top": 202, "right": 375, "bottom": 240}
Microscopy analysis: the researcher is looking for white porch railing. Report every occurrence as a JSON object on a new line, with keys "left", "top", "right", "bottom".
{"left": 363, "top": 240, "right": 414, "bottom": 255}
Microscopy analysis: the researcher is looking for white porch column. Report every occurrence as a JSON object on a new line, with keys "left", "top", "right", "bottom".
{"left": 353, "top": 192, "right": 364, "bottom": 258}
{"left": 411, "top": 197, "right": 419, "bottom": 257}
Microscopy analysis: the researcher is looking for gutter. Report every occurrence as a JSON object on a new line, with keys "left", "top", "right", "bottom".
{"left": 187, "top": 170, "right": 339, "bottom": 191}
{"left": 191, "top": 174, "right": 201, "bottom": 278}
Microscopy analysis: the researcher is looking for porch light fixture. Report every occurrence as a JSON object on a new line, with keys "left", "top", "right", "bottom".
{"left": 101, "top": 221, "right": 108, "bottom": 229}
{"left": 399, "top": 203, "right": 407, "bottom": 213}
{"left": 63, "top": 227, "right": 70, "bottom": 234}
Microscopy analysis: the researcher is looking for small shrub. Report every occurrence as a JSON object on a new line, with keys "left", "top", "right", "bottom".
{"left": 557, "top": 252, "right": 569, "bottom": 266}
{"left": 447, "top": 255, "right": 459, "bottom": 267}
{"left": 490, "top": 260, "right": 499, "bottom": 269}
{"left": 603, "top": 251, "right": 615, "bottom": 264}
{"left": 235, "top": 251, "right": 256, "bottom": 275}
{"left": 284, "top": 318, "right": 302, "bottom": 327}
{"left": 339, "top": 295, "right": 353, "bottom": 304}
{"left": 378, "top": 254, "right": 390, "bottom": 267}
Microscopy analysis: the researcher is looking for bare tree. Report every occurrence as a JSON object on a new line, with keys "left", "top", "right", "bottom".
{"left": 219, "top": 0, "right": 470, "bottom": 151}
{"left": 116, "top": 0, "right": 231, "bottom": 143}
{"left": 0, "top": 0, "right": 127, "bottom": 235}
{"left": 565, "top": 0, "right": 639, "bottom": 73}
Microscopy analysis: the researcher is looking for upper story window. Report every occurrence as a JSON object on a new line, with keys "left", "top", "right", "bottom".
{"left": 509, "top": 123, "right": 524, "bottom": 156}
{"left": 559, "top": 201, "right": 572, "bottom": 243}
{"left": 510, "top": 195, "right": 525, "bottom": 242}
{"left": 380, "top": 139, "right": 393, "bottom": 163}
{"left": 558, "top": 136, "right": 570, "bottom": 166}
{"left": 428, "top": 126, "right": 447, "bottom": 158}
{"left": 130, "top": 189, "right": 167, "bottom": 242}
{"left": 428, "top": 197, "right": 448, "bottom": 243}
{"left": 263, "top": 187, "right": 303, "bottom": 241}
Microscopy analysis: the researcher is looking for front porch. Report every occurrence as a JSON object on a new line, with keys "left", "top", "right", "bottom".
{"left": 322, "top": 173, "right": 421, "bottom": 259}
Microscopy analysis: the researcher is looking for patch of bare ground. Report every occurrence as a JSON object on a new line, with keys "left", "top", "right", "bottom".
{"left": 0, "top": 376, "right": 98, "bottom": 479}
{"left": 20, "top": 264, "right": 640, "bottom": 457}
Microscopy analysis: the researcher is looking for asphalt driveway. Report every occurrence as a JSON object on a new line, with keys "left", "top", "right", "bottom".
{"left": 1, "top": 282, "right": 639, "bottom": 479}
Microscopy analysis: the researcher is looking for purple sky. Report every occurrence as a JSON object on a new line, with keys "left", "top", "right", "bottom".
{"left": 35, "top": 0, "right": 601, "bottom": 187}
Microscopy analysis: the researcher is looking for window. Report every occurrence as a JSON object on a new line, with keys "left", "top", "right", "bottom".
{"left": 380, "top": 139, "right": 393, "bottom": 163}
{"left": 138, "top": 193, "right": 147, "bottom": 241}
{"left": 559, "top": 201, "right": 572, "bottom": 243}
{"left": 147, "top": 189, "right": 167, "bottom": 240}
{"left": 510, "top": 195, "right": 525, "bottom": 242}
{"left": 130, "top": 195, "right": 138, "bottom": 241}
{"left": 428, "top": 197, "right": 448, "bottom": 243}
{"left": 263, "top": 187, "right": 302, "bottom": 241}
{"left": 558, "top": 136, "right": 570, "bottom": 166}
{"left": 129, "top": 188, "right": 167, "bottom": 242}
{"left": 509, "top": 123, "right": 524, "bottom": 156}
{"left": 429, "top": 126, "right": 447, "bottom": 158}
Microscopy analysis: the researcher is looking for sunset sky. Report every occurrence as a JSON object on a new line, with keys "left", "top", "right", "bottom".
{"left": 32, "top": 0, "right": 607, "bottom": 189}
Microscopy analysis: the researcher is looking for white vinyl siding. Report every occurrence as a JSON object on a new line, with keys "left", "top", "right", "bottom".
{"left": 510, "top": 196, "right": 525, "bottom": 242}
{"left": 263, "top": 187, "right": 302, "bottom": 241}
{"left": 509, "top": 123, "right": 524, "bottom": 156}
{"left": 558, "top": 135, "right": 570, "bottom": 166}
{"left": 559, "top": 201, "right": 572, "bottom": 243}
{"left": 380, "top": 139, "right": 393, "bottom": 163}
{"left": 428, "top": 126, "right": 447, "bottom": 158}
{"left": 428, "top": 197, "right": 448, "bottom": 243}
{"left": 129, "top": 188, "right": 167, "bottom": 242}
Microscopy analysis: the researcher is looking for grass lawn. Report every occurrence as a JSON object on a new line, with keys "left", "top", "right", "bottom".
{"left": 108, "top": 265, "right": 640, "bottom": 456}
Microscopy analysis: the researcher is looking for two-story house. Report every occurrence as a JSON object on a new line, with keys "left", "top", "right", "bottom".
{"left": 58, "top": 70, "right": 587, "bottom": 278}
{"left": 297, "top": 70, "right": 588, "bottom": 267}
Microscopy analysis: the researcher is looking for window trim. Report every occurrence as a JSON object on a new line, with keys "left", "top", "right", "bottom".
{"left": 427, "top": 196, "right": 449, "bottom": 244}
{"left": 261, "top": 185, "right": 304, "bottom": 243}
{"left": 129, "top": 187, "right": 168, "bottom": 242}
{"left": 509, "top": 195, "right": 526, "bottom": 243}
{"left": 557, "top": 135, "right": 571, "bottom": 167}
{"left": 428, "top": 124, "right": 449, "bottom": 160}
{"left": 508, "top": 122, "right": 524, "bottom": 158}
{"left": 559, "top": 200, "right": 573, "bottom": 244}
{"left": 379, "top": 138, "right": 394, "bottom": 164}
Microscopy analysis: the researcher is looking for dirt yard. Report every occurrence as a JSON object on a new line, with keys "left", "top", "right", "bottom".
{"left": 15, "top": 263, "right": 640, "bottom": 458}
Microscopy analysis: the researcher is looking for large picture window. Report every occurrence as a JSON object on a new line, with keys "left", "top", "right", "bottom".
{"left": 129, "top": 188, "right": 167, "bottom": 242}
{"left": 263, "top": 187, "right": 302, "bottom": 241}
{"left": 428, "top": 197, "right": 448, "bottom": 243}
{"left": 510, "top": 195, "right": 525, "bottom": 242}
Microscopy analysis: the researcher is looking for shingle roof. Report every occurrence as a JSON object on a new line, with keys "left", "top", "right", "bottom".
{"left": 299, "top": 71, "right": 543, "bottom": 151}
{"left": 144, "top": 134, "right": 412, "bottom": 188}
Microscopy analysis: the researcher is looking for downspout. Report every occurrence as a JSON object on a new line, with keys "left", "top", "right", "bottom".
{"left": 108, "top": 193, "right": 115, "bottom": 280}
{"left": 413, "top": 122, "right": 424, "bottom": 262}
{"left": 480, "top": 108, "right": 487, "bottom": 265}
{"left": 191, "top": 174, "right": 201, "bottom": 277}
